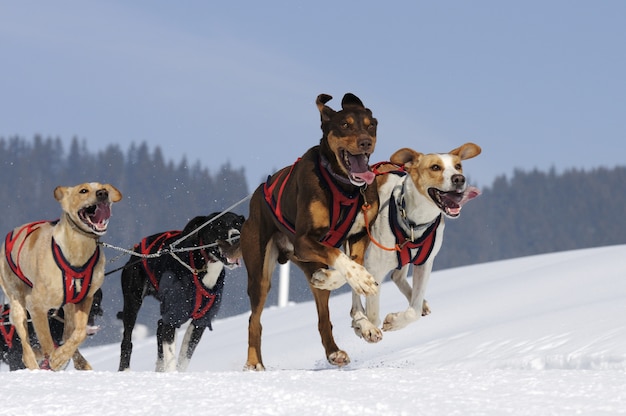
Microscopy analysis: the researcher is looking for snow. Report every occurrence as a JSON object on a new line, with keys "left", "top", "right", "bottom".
{"left": 2, "top": 245, "right": 626, "bottom": 415}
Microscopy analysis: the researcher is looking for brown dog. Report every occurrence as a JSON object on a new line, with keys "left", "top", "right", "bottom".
{"left": 242, "top": 93, "right": 380, "bottom": 370}
{"left": 0, "top": 182, "right": 122, "bottom": 370}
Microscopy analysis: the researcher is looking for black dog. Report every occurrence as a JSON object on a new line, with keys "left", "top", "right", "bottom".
{"left": 118, "top": 212, "right": 244, "bottom": 372}
{"left": 1, "top": 288, "right": 103, "bottom": 371}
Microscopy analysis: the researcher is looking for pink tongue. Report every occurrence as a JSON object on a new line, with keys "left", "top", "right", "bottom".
{"left": 459, "top": 186, "right": 481, "bottom": 206}
{"left": 93, "top": 203, "right": 111, "bottom": 223}
{"left": 353, "top": 171, "right": 376, "bottom": 185}
{"left": 347, "top": 153, "right": 374, "bottom": 183}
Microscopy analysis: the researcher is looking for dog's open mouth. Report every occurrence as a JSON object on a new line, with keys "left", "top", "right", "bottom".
{"left": 216, "top": 231, "right": 242, "bottom": 270}
{"left": 428, "top": 186, "right": 481, "bottom": 217}
{"left": 340, "top": 150, "right": 375, "bottom": 186}
{"left": 78, "top": 201, "right": 112, "bottom": 235}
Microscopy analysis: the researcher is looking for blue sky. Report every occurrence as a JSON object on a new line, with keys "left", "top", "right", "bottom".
{"left": 1, "top": 1, "right": 624, "bottom": 189}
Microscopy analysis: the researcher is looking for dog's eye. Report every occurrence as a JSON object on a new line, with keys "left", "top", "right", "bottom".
{"left": 455, "top": 163, "right": 462, "bottom": 170}
{"left": 79, "top": 188, "right": 89, "bottom": 194}
{"left": 341, "top": 122, "right": 350, "bottom": 129}
{"left": 367, "top": 124, "right": 376, "bottom": 131}
{"left": 430, "top": 164, "right": 441, "bottom": 171}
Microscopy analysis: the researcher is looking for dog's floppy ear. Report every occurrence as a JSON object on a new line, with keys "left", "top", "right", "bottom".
{"left": 53, "top": 186, "right": 67, "bottom": 201}
{"left": 105, "top": 184, "right": 123, "bottom": 203}
{"left": 390, "top": 148, "right": 422, "bottom": 168}
{"left": 316, "top": 94, "right": 335, "bottom": 122}
{"left": 450, "top": 142, "right": 482, "bottom": 161}
{"left": 341, "top": 93, "right": 364, "bottom": 109}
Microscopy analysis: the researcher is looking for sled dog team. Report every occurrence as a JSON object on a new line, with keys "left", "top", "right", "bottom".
{"left": 0, "top": 93, "right": 481, "bottom": 372}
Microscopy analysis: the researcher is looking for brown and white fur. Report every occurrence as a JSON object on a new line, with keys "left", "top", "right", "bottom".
{"left": 0, "top": 182, "right": 122, "bottom": 370}
{"left": 241, "top": 93, "right": 380, "bottom": 370}
{"left": 351, "top": 143, "right": 481, "bottom": 342}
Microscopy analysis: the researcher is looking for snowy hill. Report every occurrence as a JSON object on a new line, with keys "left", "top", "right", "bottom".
{"left": 2, "top": 245, "right": 626, "bottom": 415}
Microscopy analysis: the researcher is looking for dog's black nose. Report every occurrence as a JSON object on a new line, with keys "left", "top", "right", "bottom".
{"left": 357, "top": 137, "right": 373, "bottom": 153}
{"left": 451, "top": 174, "right": 466, "bottom": 188}
{"left": 96, "top": 189, "right": 109, "bottom": 201}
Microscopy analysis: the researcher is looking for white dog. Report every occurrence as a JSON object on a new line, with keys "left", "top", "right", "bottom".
{"left": 351, "top": 143, "right": 481, "bottom": 342}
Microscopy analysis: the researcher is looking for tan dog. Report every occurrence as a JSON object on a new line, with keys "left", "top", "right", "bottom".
{"left": 351, "top": 143, "right": 481, "bottom": 342}
{"left": 242, "top": 93, "right": 379, "bottom": 370}
{"left": 0, "top": 182, "right": 122, "bottom": 370}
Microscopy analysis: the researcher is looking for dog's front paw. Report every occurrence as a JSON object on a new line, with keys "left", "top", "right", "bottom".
{"left": 382, "top": 308, "right": 419, "bottom": 332}
{"left": 310, "top": 269, "right": 347, "bottom": 291}
{"left": 352, "top": 318, "right": 383, "bottom": 343}
{"left": 422, "top": 299, "right": 431, "bottom": 316}
{"left": 243, "top": 362, "right": 266, "bottom": 371}
{"left": 327, "top": 350, "right": 350, "bottom": 367}
{"left": 382, "top": 312, "right": 402, "bottom": 331}
{"left": 49, "top": 351, "right": 71, "bottom": 371}
{"left": 333, "top": 254, "right": 378, "bottom": 296}
{"left": 346, "top": 267, "right": 378, "bottom": 296}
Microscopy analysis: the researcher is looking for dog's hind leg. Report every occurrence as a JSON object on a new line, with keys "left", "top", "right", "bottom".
{"left": 177, "top": 323, "right": 205, "bottom": 372}
{"left": 7, "top": 340, "right": 26, "bottom": 371}
{"left": 242, "top": 230, "right": 278, "bottom": 371}
{"left": 156, "top": 319, "right": 177, "bottom": 372}
{"left": 7, "top": 301, "right": 39, "bottom": 369}
{"left": 390, "top": 266, "right": 431, "bottom": 316}
{"left": 72, "top": 349, "right": 91, "bottom": 370}
{"left": 118, "top": 265, "right": 146, "bottom": 371}
{"left": 390, "top": 265, "right": 412, "bottom": 301}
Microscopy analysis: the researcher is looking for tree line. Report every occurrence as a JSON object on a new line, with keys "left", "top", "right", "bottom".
{"left": 1, "top": 135, "right": 624, "bottom": 346}
{"left": 0, "top": 135, "right": 251, "bottom": 345}
{"left": 436, "top": 166, "right": 626, "bottom": 269}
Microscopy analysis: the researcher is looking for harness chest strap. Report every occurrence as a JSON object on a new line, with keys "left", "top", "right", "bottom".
{"left": 51, "top": 237, "right": 100, "bottom": 304}
{"left": 317, "top": 159, "right": 361, "bottom": 248}
{"left": 263, "top": 157, "right": 362, "bottom": 248}
{"left": 389, "top": 199, "right": 441, "bottom": 269}
{"left": 188, "top": 254, "right": 217, "bottom": 320}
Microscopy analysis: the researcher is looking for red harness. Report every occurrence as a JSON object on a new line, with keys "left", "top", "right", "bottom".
{"left": 4, "top": 221, "right": 99, "bottom": 304}
{"left": 0, "top": 306, "right": 15, "bottom": 349}
{"left": 51, "top": 237, "right": 100, "bottom": 304}
{"left": 4, "top": 220, "right": 48, "bottom": 287}
{"left": 188, "top": 254, "right": 217, "bottom": 320}
{"left": 137, "top": 231, "right": 217, "bottom": 320}
{"left": 263, "top": 157, "right": 362, "bottom": 248}
{"left": 138, "top": 230, "right": 182, "bottom": 290}
{"left": 389, "top": 190, "right": 441, "bottom": 268}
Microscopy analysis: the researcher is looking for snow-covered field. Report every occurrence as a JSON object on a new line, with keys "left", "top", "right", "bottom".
{"left": 2, "top": 245, "right": 626, "bottom": 415}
